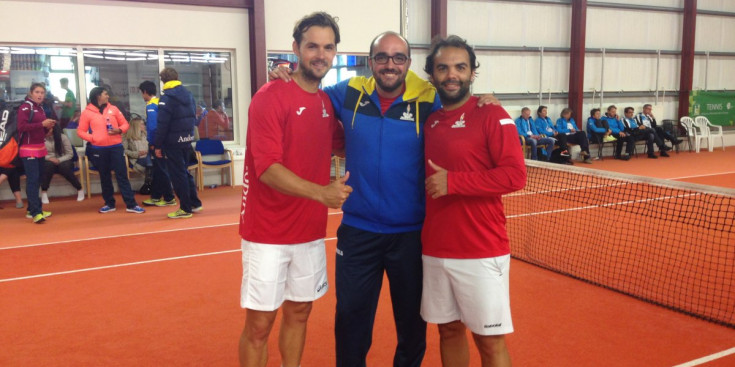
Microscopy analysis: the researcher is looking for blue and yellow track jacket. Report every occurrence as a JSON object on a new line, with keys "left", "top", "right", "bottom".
{"left": 325, "top": 70, "right": 442, "bottom": 233}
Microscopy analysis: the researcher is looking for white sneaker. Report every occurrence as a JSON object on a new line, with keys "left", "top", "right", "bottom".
{"left": 41, "top": 192, "right": 49, "bottom": 204}
{"left": 77, "top": 190, "right": 85, "bottom": 201}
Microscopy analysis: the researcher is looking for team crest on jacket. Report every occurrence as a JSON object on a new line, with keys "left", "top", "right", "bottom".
{"left": 400, "top": 104, "right": 414, "bottom": 121}
{"left": 451, "top": 113, "right": 466, "bottom": 128}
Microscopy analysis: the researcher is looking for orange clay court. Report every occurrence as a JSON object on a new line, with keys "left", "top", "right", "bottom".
{"left": 1, "top": 149, "right": 734, "bottom": 366}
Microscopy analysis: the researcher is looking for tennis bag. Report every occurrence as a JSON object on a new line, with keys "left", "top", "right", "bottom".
{"left": 549, "top": 147, "right": 572, "bottom": 165}
{"left": 0, "top": 100, "right": 31, "bottom": 168}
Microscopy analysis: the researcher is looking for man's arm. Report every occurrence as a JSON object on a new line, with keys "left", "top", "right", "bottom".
{"left": 260, "top": 164, "right": 351, "bottom": 209}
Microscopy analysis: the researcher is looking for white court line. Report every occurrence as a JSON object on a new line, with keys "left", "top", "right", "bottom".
{"left": 0, "top": 211, "right": 344, "bottom": 252}
{"left": 670, "top": 171, "right": 735, "bottom": 180}
{"left": 0, "top": 237, "right": 338, "bottom": 283}
{"left": 672, "top": 346, "right": 735, "bottom": 367}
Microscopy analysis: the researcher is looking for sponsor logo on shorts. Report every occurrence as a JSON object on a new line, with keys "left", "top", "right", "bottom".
{"left": 484, "top": 323, "right": 502, "bottom": 328}
{"left": 336, "top": 248, "right": 343, "bottom": 256}
{"left": 316, "top": 281, "right": 328, "bottom": 293}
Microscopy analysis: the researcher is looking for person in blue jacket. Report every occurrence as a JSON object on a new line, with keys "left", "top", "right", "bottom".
{"left": 603, "top": 105, "right": 633, "bottom": 160}
{"left": 555, "top": 108, "right": 592, "bottom": 163}
{"left": 153, "top": 67, "right": 202, "bottom": 218}
{"left": 515, "top": 107, "right": 554, "bottom": 160}
{"left": 139, "top": 80, "right": 175, "bottom": 207}
{"left": 534, "top": 105, "right": 569, "bottom": 158}
{"left": 586, "top": 108, "right": 616, "bottom": 144}
{"left": 622, "top": 106, "right": 666, "bottom": 158}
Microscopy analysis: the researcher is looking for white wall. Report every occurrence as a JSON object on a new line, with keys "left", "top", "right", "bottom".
{"left": 264, "top": 0, "right": 401, "bottom": 54}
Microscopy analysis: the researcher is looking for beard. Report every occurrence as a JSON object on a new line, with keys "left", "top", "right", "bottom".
{"left": 373, "top": 68, "right": 406, "bottom": 93}
{"left": 299, "top": 58, "right": 330, "bottom": 83}
{"left": 436, "top": 80, "right": 471, "bottom": 106}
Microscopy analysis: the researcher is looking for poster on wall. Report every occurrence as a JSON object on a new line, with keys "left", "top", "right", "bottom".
{"left": 689, "top": 91, "right": 735, "bottom": 126}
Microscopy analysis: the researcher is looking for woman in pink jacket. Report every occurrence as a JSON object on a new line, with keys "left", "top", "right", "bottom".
{"left": 77, "top": 86, "right": 144, "bottom": 214}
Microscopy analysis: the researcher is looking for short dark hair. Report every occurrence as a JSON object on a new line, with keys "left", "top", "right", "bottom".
{"left": 139, "top": 80, "right": 157, "bottom": 96}
{"left": 159, "top": 67, "right": 179, "bottom": 83}
{"left": 537, "top": 105, "right": 547, "bottom": 115}
{"left": 293, "top": 12, "right": 340, "bottom": 46}
{"left": 590, "top": 108, "right": 600, "bottom": 117}
{"left": 643, "top": 103, "right": 652, "bottom": 109}
{"left": 424, "top": 35, "right": 479, "bottom": 76}
{"left": 369, "top": 31, "right": 411, "bottom": 58}
{"left": 624, "top": 106, "right": 634, "bottom": 114}
{"left": 607, "top": 104, "right": 617, "bottom": 112}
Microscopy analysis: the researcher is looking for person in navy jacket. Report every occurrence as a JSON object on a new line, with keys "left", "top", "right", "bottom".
{"left": 555, "top": 108, "right": 592, "bottom": 163}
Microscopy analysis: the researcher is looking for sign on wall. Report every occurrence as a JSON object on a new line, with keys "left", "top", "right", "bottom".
{"left": 689, "top": 91, "right": 735, "bottom": 126}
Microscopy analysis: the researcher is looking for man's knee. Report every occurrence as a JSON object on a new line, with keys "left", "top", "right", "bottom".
{"left": 243, "top": 310, "right": 277, "bottom": 345}
{"left": 473, "top": 334, "right": 508, "bottom": 356}
{"left": 438, "top": 321, "right": 466, "bottom": 341}
{"left": 282, "top": 301, "right": 313, "bottom": 324}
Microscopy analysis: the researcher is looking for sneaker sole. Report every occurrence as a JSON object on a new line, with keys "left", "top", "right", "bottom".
{"left": 99, "top": 209, "right": 117, "bottom": 213}
{"left": 155, "top": 202, "right": 178, "bottom": 207}
{"left": 126, "top": 209, "right": 146, "bottom": 214}
{"left": 168, "top": 214, "right": 193, "bottom": 219}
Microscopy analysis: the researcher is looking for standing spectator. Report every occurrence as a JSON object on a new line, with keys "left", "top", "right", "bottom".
{"left": 238, "top": 12, "right": 350, "bottom": 367}
{"left": 41, "top": 124, "right": 84, "bottom": 204}
{"left": 422, "top": 35, "right": 526, "bottom": 367}
{"left": 153, "top": 67, "right": 202, "bottom": 219}
{"left": 139, "top": 80, "right": 176, "bottom": 207}
{"left": 77, "top": 86, "right": 145, "bottom": 214}
{"left": 17, "top": 82, "right": 56, "bottom": 223}
{"left": 555, "top": 107, "right": 592, "bottom": 163}
{"left": 59, "top": 77, "right": 76, "bottom": 129}
{"left": 515, "top": 107, "right": 555, "bottom": 161}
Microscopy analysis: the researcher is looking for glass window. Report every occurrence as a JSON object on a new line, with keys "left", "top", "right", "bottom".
{"left": 82, "top": 48, "right": 159, "bottom": 121}
{"left": 164, "top": 50, "right": 234, "bottom": 141}
{"left": 0, "top": 46, "right": 80, "bottom": 128}
{"left": 267, "top": 53, "right": 369, "bottom": 88}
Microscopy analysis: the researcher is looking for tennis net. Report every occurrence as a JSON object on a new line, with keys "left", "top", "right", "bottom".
{"left": 504, "top": 160, "right": 735, "bottom": 328}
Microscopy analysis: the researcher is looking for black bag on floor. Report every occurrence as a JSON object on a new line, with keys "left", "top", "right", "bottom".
{"left": 549, "top": 148, "right": 572, "bottom": 165}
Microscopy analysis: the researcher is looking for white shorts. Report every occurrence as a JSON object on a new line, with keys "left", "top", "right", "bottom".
{"left": 420, "top": 254, "right": 513, "bottom": 336}
{"left": 240, "top": 239, "right": 328, "bottom": 311}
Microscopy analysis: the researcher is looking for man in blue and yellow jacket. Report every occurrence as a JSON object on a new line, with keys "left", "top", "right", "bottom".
{"left": 326, "top": 32, "right": 441, "bottom": 367}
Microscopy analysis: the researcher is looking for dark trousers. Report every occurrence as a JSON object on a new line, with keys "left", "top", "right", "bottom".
{"left": 630, "top": 128, "right": 655, "bottom": 154}
{"left": 566, "top": 131, "right": 590, "bottom": 154}
{"left": 21, "top": 156, "right": 44, "bottom": 216}
{"left": 41, "top": 160, "right": 82, "bottom": 191}
{"left": 335, "top": 224, "right": 426, "bottom": 367}
{"left": 0, "top": 166, "right": 22, "bottom": 192}
{"left": 162, "top": 146, "right": 201, "bottom": 213}
{"left": 87, "top": 145, "right": 137, "bottom": 209}
{"left": 554, "top": 133, "right": 568, "bottom": 151}
{"left": 612, "top": 133, "right": 635, "bottom": 156}
{"left": 149, "top": 146, "right": 174, "bottom": 201}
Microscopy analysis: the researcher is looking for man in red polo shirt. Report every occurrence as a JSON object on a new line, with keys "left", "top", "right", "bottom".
{"left": 238, "top": 12, "right": 351, "bottom": 367}
{"left": 421, "top": 35, "right": 527, "bottom": 367}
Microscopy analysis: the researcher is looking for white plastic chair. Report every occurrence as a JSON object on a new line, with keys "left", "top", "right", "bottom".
{"left": 694, "top": 116, "right": 725, "bottom": 152}
{"left": 680, "top": 116, "right": 704, "bottom": 153}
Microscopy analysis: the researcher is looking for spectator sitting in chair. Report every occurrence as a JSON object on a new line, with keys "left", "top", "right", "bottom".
{"left": 534, "top": 105, "right": 570, "bottom": 159}
{"left": 515, "top": 107, "right": 555, "bottom": 161}
{"left": 587, "top": 108, "right": 616, "bottom": 145}
{"left": 635, "top": 103, "right": 682, "bottom": 148}
{"left": 555, "top": 108, "right": 592, "bottom": 163}
{"left": 622, "top": 106, "right": 668, "bottom": 158}
{"left": 41, "top": 124, "right": 85, "bottom": 204}
{"left": 602, "top": 105, "right": 633, "bottom": 161}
